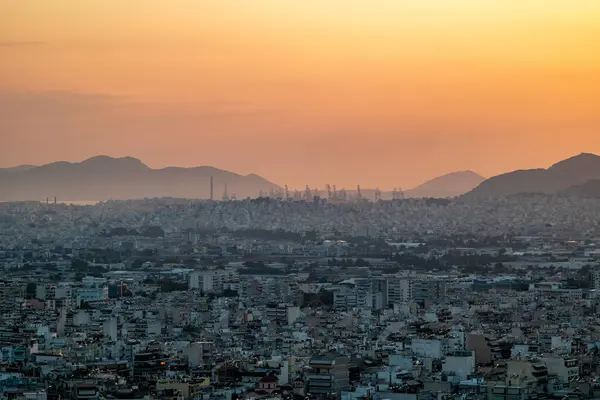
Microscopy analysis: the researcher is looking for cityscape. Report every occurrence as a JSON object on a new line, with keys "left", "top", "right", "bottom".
{"left": 3, "top": 1, "right": 600, "bottom": 400}
{"left": 2, "top": 173, "right": 600, "bottom": 398}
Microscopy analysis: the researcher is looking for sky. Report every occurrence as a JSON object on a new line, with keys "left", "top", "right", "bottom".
{"left": 1, "top": 0, "right": 600, "bottom": 189}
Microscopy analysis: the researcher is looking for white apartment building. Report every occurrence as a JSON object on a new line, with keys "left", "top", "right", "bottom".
{"left": 189, "top": 271, "right": 214, "bottom": 292}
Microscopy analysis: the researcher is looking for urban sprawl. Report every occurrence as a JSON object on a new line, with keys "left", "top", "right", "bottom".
{"left": 1, "top": 195, "right": 600, "bottom": 400}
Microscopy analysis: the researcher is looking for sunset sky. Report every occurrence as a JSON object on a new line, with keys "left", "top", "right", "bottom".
{"left": 1, "top": 1, "right": 600, "bottom": 189}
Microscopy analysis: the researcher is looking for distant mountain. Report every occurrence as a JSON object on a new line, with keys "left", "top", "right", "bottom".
{"left": 0, "top": 165, "right": 36, "bottom": 172}
{"left": 465, "top": 153, "right": 600, "bottom": 198}
{"left": 0, "top": 156, "right": 280, "bottom": 202}
{"left": 305, "top": 171, "right": 485, "bottom": 200}
{"left": 403, "top": 170, "right": 485, "bottom": 198}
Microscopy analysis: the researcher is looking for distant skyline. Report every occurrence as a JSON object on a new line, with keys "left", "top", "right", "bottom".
{"left": 2, "top": 1, "right": 600, "bottom": 188}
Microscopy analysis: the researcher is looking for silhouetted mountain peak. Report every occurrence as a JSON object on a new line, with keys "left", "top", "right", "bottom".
{"left": 80, "top": 155, "right": 149, "bottom": 169}
{"left": 405, "top": 170, "right": 485, "bottom": 198}
{"left": 428, "top": 170, "right": 483, "bottom": 181}
{"left": 458, "top": 170, "right": 481, "bottom": 176}
{"left": 548, "top": 152, "right": 600, "bottom": 171}
{"left": 466, "top": 152, "right": 600, "bottom": 198}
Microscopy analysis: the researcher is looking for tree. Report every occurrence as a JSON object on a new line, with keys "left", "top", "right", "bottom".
{"left": 303, "top": 230, "right": 318, "bottom": 242}
{"left": 222, "top": 289, "right": 239, "bottom": 298}
{"left": 79, "top": 301, "right": 92, "bottom": 309}
{"left": 72, "top": 259, "right": 89, "bottom": 271}
{"left": 140, "top": 226, "right": 166, "bottom": 238}
{"left": 25, "top": 282, "right": 36, "bottom": 299}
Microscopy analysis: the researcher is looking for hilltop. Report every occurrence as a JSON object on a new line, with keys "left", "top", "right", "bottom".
{"left": 0, "top": 156, "right": 279, "bottom": 201}
{"left": 465, "top": 153, "right": 600, "bottom": 198}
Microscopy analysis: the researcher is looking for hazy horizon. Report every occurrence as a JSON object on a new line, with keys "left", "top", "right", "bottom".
{"left": 0, "top": 154, "right": 488, "bottom": 191}
{"left": 2, "top": 1, "right": 600, "bottom": 188}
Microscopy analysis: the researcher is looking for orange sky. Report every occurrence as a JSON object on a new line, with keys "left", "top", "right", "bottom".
{"left": 1, "top": 0, "right": 600, "bottom": 189}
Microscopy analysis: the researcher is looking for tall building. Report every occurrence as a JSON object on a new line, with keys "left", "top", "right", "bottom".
{"left": 307, "top": 356, "right": 350, "bottom": 395}
{"left": 189, "top": 271, "right": 214, "bottom": 293}
{"left": 412, "top": 279, "right": 446, "bottom": 307}
{"left": 55, "top": 283, "right": 73, "bottom": 308}
{"left": 266, "top": 303, "right": 301, "bottom": 326}
{"left": 386, "top": 277, "right": 412, "bottom": 306}
{"left": 592, "top": 267, "right": 600, "bottom": 289}
{"left": 183, "top": 341, "right": 214, "bottom": 370}
{"left": 103, "top": 317, "right": 118, "bottom": 341}
{"left": 332, "top": 279, "right": 374, "bottom": 310}
{"left": 385, "top": 277, "right": 446, "bottom": 308}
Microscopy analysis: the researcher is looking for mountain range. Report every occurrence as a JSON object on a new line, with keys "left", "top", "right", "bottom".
{"left": 2, "top": 153, "right": 600, "bottom": 202}
{"left": 0, "top": 156, "right": 279, "bottom": 202}
{"left": 464, "top": 153, "right": 600, "bottom": 199}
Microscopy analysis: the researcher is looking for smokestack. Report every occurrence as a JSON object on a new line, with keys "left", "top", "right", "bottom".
{"left": 210, "top": 176, "right": 214, "bottom": 200}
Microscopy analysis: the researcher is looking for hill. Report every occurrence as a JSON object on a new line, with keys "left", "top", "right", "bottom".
{"left": 0, "top": 156, "right": 280, "bottom": 201}
{"left": 560, "top": 179, "right": 600, "bottom": 198}
{"left": 465, "top": 153, "right": 600, "bottom": 198}
{"left": 306, "top": 171, "right": 485, "bottom": 200}
{"left": 403, "top": 170, "right": 485, "bottom": 198}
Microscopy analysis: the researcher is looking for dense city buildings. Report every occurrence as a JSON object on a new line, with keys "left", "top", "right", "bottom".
{"left": 1, "top": 196, "right": 600, "bottom": 399}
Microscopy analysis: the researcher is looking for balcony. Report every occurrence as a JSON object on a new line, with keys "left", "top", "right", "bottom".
{"left": 309, "top": 359, "right": 335, "bottom": 367}
{"left": 307, "top": 374, "right": 333, "bottom": 381}
{"left": 309, "top": 381, "right": 334, "bottom": 388}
